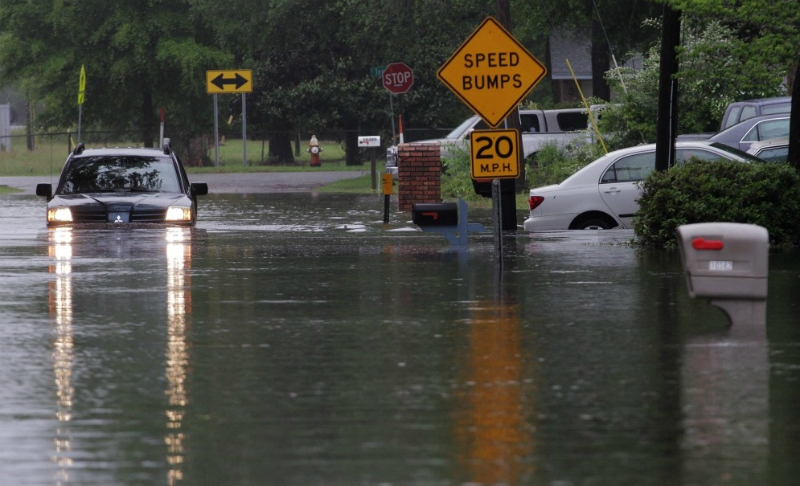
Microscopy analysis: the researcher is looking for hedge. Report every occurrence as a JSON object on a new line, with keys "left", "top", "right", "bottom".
{"left": 635, "top": 160, "right": 800, "bottom": 247}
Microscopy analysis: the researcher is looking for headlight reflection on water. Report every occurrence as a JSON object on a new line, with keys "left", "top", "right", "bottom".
{"left": 48, "top": 227, "right": 74, "bottom": 481}
{"left": 165, "top": 227, "right": 191, "bottom": 485}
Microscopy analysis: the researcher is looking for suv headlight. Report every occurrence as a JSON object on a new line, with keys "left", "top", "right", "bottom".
{"left": 165, "top": 207, "right": 192, "bottom": 222}
{"left": 47, "top": 207, "right": 73, "bottom": 222}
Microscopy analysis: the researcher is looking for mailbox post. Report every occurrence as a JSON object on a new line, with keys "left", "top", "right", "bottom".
{"left": 677, "top": 223, "right": 769, "bottom": 327}
{"left": 412, "top": 199, "right": 485, "bottom": 246}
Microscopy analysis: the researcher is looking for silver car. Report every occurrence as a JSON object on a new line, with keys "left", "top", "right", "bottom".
{"left": 523, "top": 141, "right": 760, "bottom": 232}
{"left": 707, "top": 113, "right": 789, "bottom": 152}
{"left": 746, "top": 137, "right": 788, "bottom": 163}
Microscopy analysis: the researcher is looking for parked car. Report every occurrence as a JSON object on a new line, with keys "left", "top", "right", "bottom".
{"left": 678, "top": 97, "right": 791, "bottom": 140}
{"left": 704, "top": 113, "right": 790, "bottom": 152}
{"left": 719, "top": 97, "right": 791, "bottom": 130}
{"left": 36, "top": 143, "right": 208, "bottom": 226}
{"left": 523, "top": 141, "right": 761, "bottom": 232}
{"left": 385, "top": 107, "right": 599, "bottom": 176}
{"left": 746, "top": 137, "right": 789, "bottom": 163}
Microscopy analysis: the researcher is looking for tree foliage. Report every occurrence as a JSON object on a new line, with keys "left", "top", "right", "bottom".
{"left": 512, "top": 0, "right": 662, "bottom": 103}
{"left": 191, "top": 0, "right": 491, "bottom": 163}
{"left": 0, "top": 0, "right": 232, "bottom": 164}
{"left": 668, "top": 0, "right": 800, "bottom": 170}
{"left": 599, "top": 19, "right": 786, "bottom": 150}
{"left": 4, "top": 0, "right": 799, "bottom": 168}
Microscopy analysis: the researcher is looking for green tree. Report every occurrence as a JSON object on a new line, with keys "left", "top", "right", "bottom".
{"left": 600, "top": 19, "right": 787, "bottom": 150}
{"left": 668, "top": 0, "right": 800, "bottom": 171}
{"left": 193, "top": 0, "right": 491, "bottom": 164}
{"left": 0, "top": 0, "right": 231, "bottom": 164}
{"left": 513, "top": 0, "right": 662, "bottom": 103}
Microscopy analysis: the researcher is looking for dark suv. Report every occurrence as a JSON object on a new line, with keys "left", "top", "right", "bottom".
{"left": 36, "top": 142, "right": 208, "bottom": 226}
{"left": 720, "top": 97, "right": 791, "bottom": 130}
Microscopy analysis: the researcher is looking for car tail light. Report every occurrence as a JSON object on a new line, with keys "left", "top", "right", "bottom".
{"left": 529, "top": 196, "right": 544, "bottom": 211}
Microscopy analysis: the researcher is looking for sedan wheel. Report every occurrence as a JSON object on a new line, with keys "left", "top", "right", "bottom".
{"left": 575, "top": 218, "right": 614, "bottom": 230}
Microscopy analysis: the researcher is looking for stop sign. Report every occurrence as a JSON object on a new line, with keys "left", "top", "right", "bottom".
{"left": 382, "top": 62, "right": 414, "bottom": 94}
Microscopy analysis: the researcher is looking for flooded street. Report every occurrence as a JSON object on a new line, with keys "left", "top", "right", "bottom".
{"left": 2, "top": 192, "right": 800, "bottom": 486}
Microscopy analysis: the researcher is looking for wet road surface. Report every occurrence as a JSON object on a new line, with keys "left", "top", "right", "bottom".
{"left": 2, "top": 192, "right": 800, "bottom": 486}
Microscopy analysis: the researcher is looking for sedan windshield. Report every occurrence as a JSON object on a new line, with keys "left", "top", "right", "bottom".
{"left": 59, "top": 156, "right": 182, "bottom": 194}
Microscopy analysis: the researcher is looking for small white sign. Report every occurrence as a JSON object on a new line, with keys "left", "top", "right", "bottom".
{"left": 709, "top": 261, "right": 733, "bottom": 272}
{"left": 358, "top": 136, "right": 381, "bottom": 147}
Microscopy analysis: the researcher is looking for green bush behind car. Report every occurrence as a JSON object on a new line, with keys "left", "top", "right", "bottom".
{"left": 635, "top": 160, "right": 800, "bottom": 247}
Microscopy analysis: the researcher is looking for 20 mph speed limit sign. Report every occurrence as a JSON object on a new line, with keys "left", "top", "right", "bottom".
{"left": 469, "top": 129, "right": 520, "bottom": 180}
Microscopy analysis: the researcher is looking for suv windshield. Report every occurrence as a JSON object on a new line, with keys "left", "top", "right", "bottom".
{"left": 59, "top": 156, "right": 181, "bottom": 194}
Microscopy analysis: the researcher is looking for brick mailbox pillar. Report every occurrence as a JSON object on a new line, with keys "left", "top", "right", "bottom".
{"left": 397, "top": 143, "right": 441, "bottom": 212}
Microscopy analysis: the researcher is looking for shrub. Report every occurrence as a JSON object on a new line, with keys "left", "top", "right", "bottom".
{"left": 441, "top": 145, "right": 482, "bottom": 201}
{"left": 635, "top": 161, "right": 800, "bottom": 247}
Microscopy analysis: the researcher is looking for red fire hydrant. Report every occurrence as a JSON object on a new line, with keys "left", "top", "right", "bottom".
{"left": 308, "top": 135, "right": 322, "bottom": 167}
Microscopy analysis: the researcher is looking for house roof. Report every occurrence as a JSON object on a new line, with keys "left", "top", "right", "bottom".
{"left": 549, "top": 30, "right": 592, "bottom": 80}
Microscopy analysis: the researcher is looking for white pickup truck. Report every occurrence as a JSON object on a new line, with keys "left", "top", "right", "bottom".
{"left": 385, "top": 108, "right": 596, "bottom": 175}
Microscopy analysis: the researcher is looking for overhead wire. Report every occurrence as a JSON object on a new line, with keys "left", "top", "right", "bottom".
{"left": 592, "top": 0, "right": 628, "bottom": 93}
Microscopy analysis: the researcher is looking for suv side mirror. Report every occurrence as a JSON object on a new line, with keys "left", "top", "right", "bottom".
{"left": 36, "top": 183, "right": 52, "bottom": 198}
{"left": 191, "top": 182, "right": 208, "bottom": 196}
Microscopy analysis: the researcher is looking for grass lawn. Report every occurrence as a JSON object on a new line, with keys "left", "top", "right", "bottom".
{"left": 0, "top": 135, "right": 71, "bottom": 177}
{"left": 0, "top": 185, "right": 23, "bottom": 194}
{"left": 315, "top": 174, "right": 384, "bottom": 194}
{"left": 0, "top": 136, "right": 371, "bottom": 176}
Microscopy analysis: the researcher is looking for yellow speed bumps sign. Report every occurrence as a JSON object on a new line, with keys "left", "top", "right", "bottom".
{"left": 438, "top": 17, "right": 546, "bottom": 128}
{"left": 206, "top": 70, "right": 253, "bottom": 94}
{"left": 469, "top": 129, "right": 520, "bottom": 180}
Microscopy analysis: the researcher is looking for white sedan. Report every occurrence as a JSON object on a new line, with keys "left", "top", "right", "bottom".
{"left": 523, "top": 141, "right": 759, "bottom": 231}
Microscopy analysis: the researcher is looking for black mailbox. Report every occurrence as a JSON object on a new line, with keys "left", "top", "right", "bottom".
{"left": 412, "top": 203, "right": 458, "bottom": 227}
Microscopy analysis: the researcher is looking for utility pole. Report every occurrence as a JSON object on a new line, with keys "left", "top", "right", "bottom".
{"left": 495, "top": 0, "right": 521, "bottom": 231}
{"left": 787, "top": 64, "right": 800, "bottom": 172}
{"left": 655, "top": 3, "right": 681, "bottom": 172}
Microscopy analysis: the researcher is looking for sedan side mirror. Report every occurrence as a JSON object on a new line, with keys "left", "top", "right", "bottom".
{"left": 191, "top": 182, "right": 208, "bottom": 196}
{"left": 36, "top": 183, "right": 52, "bottom": 198}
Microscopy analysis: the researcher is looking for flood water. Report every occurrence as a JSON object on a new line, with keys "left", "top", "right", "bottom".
{"left": 1, "top": 192, "right": 800, "bottom": 486}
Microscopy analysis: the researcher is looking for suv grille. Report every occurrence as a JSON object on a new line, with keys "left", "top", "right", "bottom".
{"left": 131, "top": 209, "right": 166, "bottom": 222}
{"left": 71, "top": 208, "right": 106, "bottom": 223}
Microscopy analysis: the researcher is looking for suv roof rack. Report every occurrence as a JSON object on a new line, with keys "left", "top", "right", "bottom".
{"left": 72, "top": 143, "right": 85, "bottom": 155}
{"left": 163, "top": 138, "right": 171, "bottom": 155}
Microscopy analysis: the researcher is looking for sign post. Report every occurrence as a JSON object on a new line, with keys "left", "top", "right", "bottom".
{"left": 382, "top": 173, "right": 393, "bottom": 224}
{"left": 77, "top": 65, "right": 86, "bottom": 145}
{"left": 382, "top": 62, "right": 414, "bottom": 145}
{"left": 206, "top": 69, "right": 253, "bottom": 167}
{"left": 438, "top": 17, "right": 546, "bottom": 256}
{"left": 213, "top": 94, "right": 219, "bottom": 166}
{"left": 358, "top": 136, "right": 381, "bottom": 191}
{"left": 159, "top": 107, "right": 165, "bottom": 149}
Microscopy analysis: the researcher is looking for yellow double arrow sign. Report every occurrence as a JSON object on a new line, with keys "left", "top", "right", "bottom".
{"left": 206, "top": 70, "right": 253, "bottom": 94}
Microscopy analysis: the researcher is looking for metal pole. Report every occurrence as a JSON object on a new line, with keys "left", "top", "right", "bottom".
{"left": 242, "top": 93, "right": 247, "bottom": 167}
{"left": 213, "top": 94, "right": 219, "bottom": 167}
{"left": 389, "top": 94, "right": 396, "bottom": 145}
{"left": 77, "top": 105, "right": 82, "bottom": 145}
{"left": 159, "top": 110, "right": 165, "bottom": 149}
{"left": 492, "top": 178, "right": 503, "bottom": 265}
{"left": 370, "top": 148, "right": 377, "bottom": 191}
